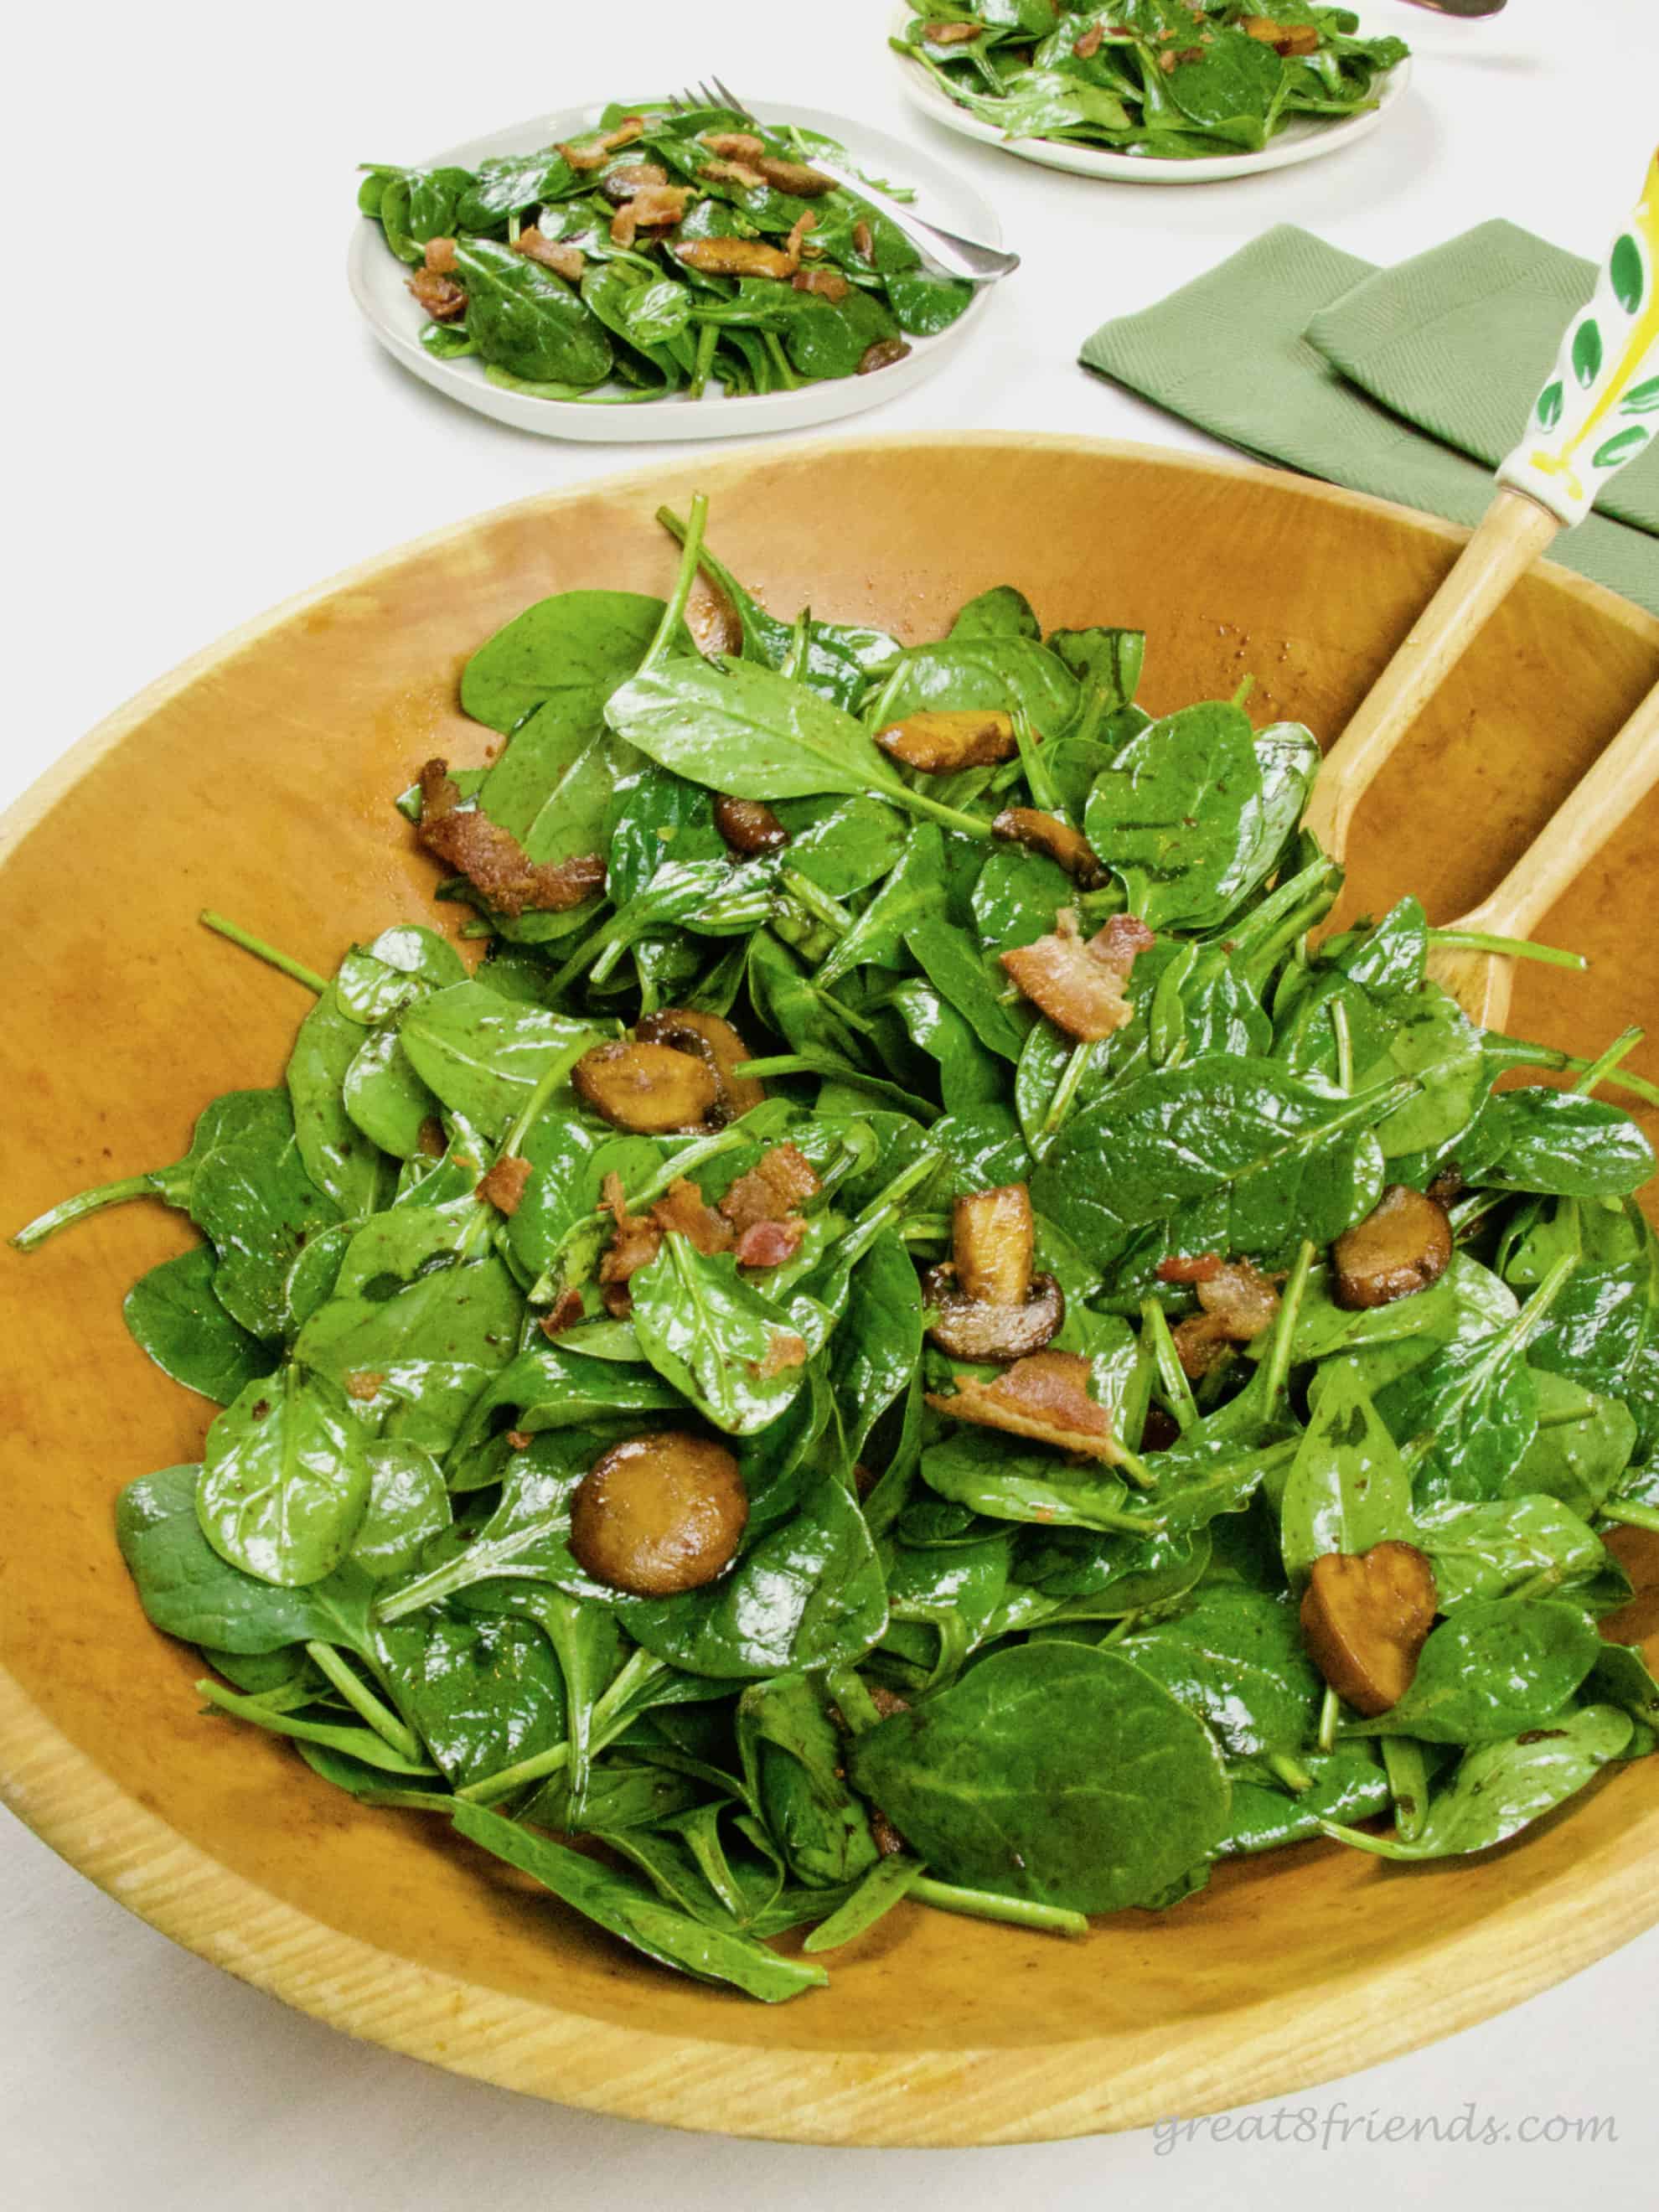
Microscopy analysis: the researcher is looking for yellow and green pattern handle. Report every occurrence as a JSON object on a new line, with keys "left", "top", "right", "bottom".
{"left": 1498, "top": 147, "right": 1659, "bottom": 526}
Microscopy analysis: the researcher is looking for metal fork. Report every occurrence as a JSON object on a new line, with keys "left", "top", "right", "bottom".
{"left": 668, "top": 75, "right": 1020, "bottom": 284}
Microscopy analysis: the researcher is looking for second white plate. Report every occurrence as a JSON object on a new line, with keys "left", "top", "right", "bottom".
{"left": 347, "top": 99, "right": 1005, "bottom": 442}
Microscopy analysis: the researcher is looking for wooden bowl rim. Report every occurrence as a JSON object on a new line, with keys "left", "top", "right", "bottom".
{"left": 4, "top": 432, "right": 1656, "bottom": 2147}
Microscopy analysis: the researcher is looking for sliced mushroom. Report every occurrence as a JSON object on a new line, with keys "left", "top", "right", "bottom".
{"left": 1300, "top": 1543, "right": 1439, "bottom": 1716}
{"left": 857, "top": 337, "right": 912, "bottom": 376}
{"left": 676, "top": 237, "right": 799, "bottom": 281}
{"left": 992, "top": 808, "right": 1108, "bottom": 890}
{"left": 599, "top": 159, "right": 669, "bottom": 205}
{"left": 572, "top": 1040, "right": 719, "bottom": 1134}
{"left": 875, "top": 709, "right": 1017, "bottom": 772}
{"left": 1241, "top": 15, "right": 1320, "bottom": 56}
{"left": 700, "top": 130, "right": 768, "bottom": 161}
{"left": 999, "top": 908, "right": 1155, "bottom": 1041}
{"left": 569, "top": 1431, "right": 748, "bottom": 1596}
{"left": 1331, "top": 1185, "right": 1453, "bottom": 1311}
{"left": 954, "top": 1185, "right": 1034, "bottom": 1305}
{"left": 924, "top": 1267, "right": 1064, "bottom": 1362}
{"left": 923, "top": 18, "right": 981, "bottom": 42}
{"left": 713, "top": 794, "right": 789, "bottom": 855}
{"left": 927, "top": 1350, "right": 1117, "bottom": 1461}
{"left": 754, "top": 155, "right": 835, "bottom": 197}
{"left": 634, "top": 1008, "right": 767, "bottom": 1121}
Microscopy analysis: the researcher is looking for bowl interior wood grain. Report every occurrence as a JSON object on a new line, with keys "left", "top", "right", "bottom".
{"left": 3, "top": 436, "right": 1657, "bottom": 2147}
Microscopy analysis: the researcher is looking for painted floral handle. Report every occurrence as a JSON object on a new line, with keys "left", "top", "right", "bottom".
{"left": 1497, "top": 148, "right": 1659, "bottom": 528}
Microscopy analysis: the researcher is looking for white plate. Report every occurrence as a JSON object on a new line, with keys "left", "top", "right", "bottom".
{"left": 347, "top": 100, "right": 1004, "bottom": 442}
{"left": 888, "top": 12, "right": 1412, "bottom": 187}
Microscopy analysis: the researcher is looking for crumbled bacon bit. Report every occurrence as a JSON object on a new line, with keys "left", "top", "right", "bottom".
{"left": 718, "top": 1144, "right": 821, "bottom": 1233}
{"left": 857, "top": 336, "right": 911, "bottom": 375}
{"left": 755, "top": 1331, "right": 809, "bottom": 1378}
{"left": 1171, "top": 1258, "right": 1281, "bottom": 1378}
{"left": 784, "top": 209, "right": 818, "bottom": 266}
{"left": 628, "top": 183, "right": 693, "bottom": 230}
{"left": 344, "top": 1372, "right": 385, "bottom": 1403}
{"left": 867, "top": 1684, "right": 909, "bottom": 1720}
{"left": 1074, "top": 25, "right": 1104, "bottom": 59}
{"left": 557, "top": 117, "right": 645, "bottom": 172}
{"left": 1158, "top": 48, "right": 1178, "bottom": 73}
{"left": 477, "top": 1155, "right": 532, "bottom": 1216}
{"left": 505, "top": 1429, "right": 535, "bottom": 1451}
{"left": 1175, "top": 45, "right": 1205, "bottom": 63}
{"left": 417, "top": 1117, "right": 447, "bottom": 1158}
{"left": 423, "top": 236, "right": 458, "bottom": 275}
{"left": 1156, "top": 1253, "right": 1224, "bottom": 1285}
{"left": 513, "top": 227, "right": 586, "bottom": 281}
{"left": 609, "top": 202, "right": 640, "bottom": 250}
{"left": 793, "top": 267, "right": 850, "bottom": 302}
{"left": 1000, "top": 907, "right": 1153, "bottom": 1041}
{"left": 650, "top": 1176, "right": 734, "bottom": 1258}
{"left": 700, "top": 156, "right": 767, "bottom": 189}
{"left": 852, "top": 220, "right": 875, "bottom": 262}
{"left": 408, "top": 266, "right": 467, "bottom": 321}
{"left": 417, "top": 760, "right": 606, "bottom": 917}
{"left": 928, "top": 1349, "right": 1119, "bottom": 1461}
{"left": 700, "top": 131, "right": 768, "bottom": 161}
{"left": 735, "top": 1217, "right": 807, "bottom": 1269}
{"left": 871, "top": 1808, "right": 907, "bottom": 1857}
{"left": 539, "top": 1288, "right": 587, "bottom": 1339}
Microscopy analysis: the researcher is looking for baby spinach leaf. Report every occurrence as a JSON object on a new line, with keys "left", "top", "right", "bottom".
{"left": 335, "top": 925, "right": 467, "bottom": 1023}
{"left": 876, "top": 638, "right": 1080, "bottom": 731}
{"left": 198, "top": 1367, "right": 373, "bottom": 1588}
{"left": 400, "top": 984, "right": 604, "bottom": 1135}
{"left": 1472, "top": 1089, "right": 1656, "bottom": 1199}
{"left": 350, "top": 1443, "right": 452, "bottom": 1579}
{"left": 287, "top": 984, "right": 395, "bottom": 1217}
{"left": 949, "top": 585, "right": 1041, "bottom": 643}
{"left": 904, "top": 915, "right": 1028, "bottom": 1062}
{"left": 1278, "top": 1365, "right": 1413, "bottom": 1589}
{"left": 737, "top": 1673, "right": 879, "bottom": 1888}
{"left": 629, "top": 1234, "right": 811, "bottom": 1435}
{"left": 1217, "top": 1746, "right": 1390, "bottom": 1857}
{"left": 847, "top": 1641, "right": 1228, "bottom": 1913}
{"left": 460, "top": 589, "right": 664, "bottom": 738}
{"left": 1119, "top": 1588, "right": 1322, "bottom": 1759}
{"left": 1083, "top": 702, "right": 1264, "bottom": 929}
{"left": 453, "top": 239, "right": 614, "bottom": 387}
{"left": 921, "top": 1428, "right": 1138, "bottom": 1533}
{"left": 123, "top": 1247, "right": 276, "bottom": 1406}
{"left": 375, "top": 1610, "right": 567, "bottom": 1787}
{"left": 183, "top": 1090, "right": 341, "bottom": 1340}
{"left": 1364, "top": 1600, "right": 1601, "bottom": 1743}
{"left": 1415, "top": 1496, "right": 1610, "bottom": 1608}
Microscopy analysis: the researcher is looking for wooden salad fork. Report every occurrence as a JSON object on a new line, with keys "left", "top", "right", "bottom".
{"left": 667, "top": 75, "right": 1021, "bottom": 282}
{"left": 1303, "top": 147, "right": 1659, "bottom": 868}
{"left": 1426, "top": 675, "right": 1659, "bottom": 1029}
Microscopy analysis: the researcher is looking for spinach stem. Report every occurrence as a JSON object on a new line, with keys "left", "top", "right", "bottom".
{"left": 1267, "top": 1751, "right": 1314, "bottom": 1795}
{"left": 195, "top": 1679, "right": 436, "bottom": 1774}
{"left": 454, "top": 1650, "right": 664, "bottom": 1805}
{"left": 1571, "top": 1025, "right": 1644, "bottom": 1097}
{"left": 1381, "top": 1736, "right": 1429, "bottom": 1843}
{"left": 1428, "top": 928, "right": 1587, "bottom": 973}
{"left": 302, "top": 1642, "right": 426, "bottom": 1764}
{"left": 1037, "top": 1039, "right": 1097, "bottom": 1149}
{"left": 199, "top": 910, "right": 328, "bottom": 995}
{"left": 803, "top": 1854, "right": 927, "bottom": 1952}
{"left": 1260, "top": 1239, "right": 1316, "bottom": 1414}
{"left": 1330, "top": 995, "right": 1354, "bottom": 1093}
{"left": 910, "top": 1876, "right": 1088, "bottom": 1939}
{"left": 624, "top": 1123, "right": 754, "bottom": 1212}
{"left": 778, "top": 869, "right": 852, "bottom": 937}
{"left": 10, "top": 1171, "right": 163, "bottom": 1252}
{"left": 1012, "top": 706, "right": 1061, "bottom": 815}
{"left": 826, "top": 1667, "right": 885, "bottom": 1734}
{"left": 688, "top": 323, "right": 719, "bottom": 401}
{"left": 762, "top": 330, "right": 799, "bottom": 392}
{"left": 893, "top": 784, "right": 996, "bottom": 840}
{"left": 1140, "top": 1299, "right": 1198, "bottom": 1433}
{"left": 640, "top": 491, "right": 709, "bottom": 674}
{"left": 1603, "top": 1501, "right": 1659, "bottom": 1534}
{"left": 1483, "top": 1032, "right": 1659, "bottom": 1111}
{"left": 731, "top": 1053, "right": 817, "bottom": 1080}
{"left": 1316, "top": 1684, "right": 1341, "bottom": 1755}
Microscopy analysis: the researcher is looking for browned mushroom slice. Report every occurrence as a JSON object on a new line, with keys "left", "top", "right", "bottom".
{"left": 876, "top": 709, "right": 1017, "bottom": 773}
{"left": 923, "top": 18, "right": 981, "bottom": 43}
{"left": 953, "top": 1185, "right": 1034, "bottom": 1305}
{"left": 991, "top": 807, "right": 1107, "bottom": 889}
{"left": 1240, "top": 15, "right": 1320, "bottom": 56}
{"left": 793, "top": 268, "right": 851, "bottom": 302}
{"left": 1331, "top": 1185, "right": 1454, "bottom": 1310}
{"left": 700, "top": 156, "right": 767, "bottom": 189}
{"left": 857, "top": 337, "right": 912, "bottom": 375}
{"left": 1300, "top": 1543, "right": 1439, "bottom": 1716}
{"left": 1170, "top": 1258, "right": 1281, "bottom": 1379}
{"left": 718, "top": 1142, "right": 822, "bottom": 1233}
{"left": 417, "top": 761, "right": 605, "bottom": 917}
{"left": 572, "top": 1040, "right": 720, "bottom": 1134}
{"left": 755, "top": 155, "right": 835, "bottom": 197}
{"left": 626, "top": 183, "right": 694, "bottom": 231}
{"left": 927, "top": 1350, "right": 1119, "bottom": 1461}
{"left": 634, "top": 1008, "right": 767, "bottom": 1120}
{"left": 924, "top": 1267, "right": 1065, "bottom": 1362}
{"left": 599, "top": 160, "right": 669, "bottom": 204}
{"left": 1073, "top": 24, "right": 1104, "bottom": 59}
{"left": 999, "top": 908, "right": 1155, "bottom": 1041}
{"left": 714, "top": 794, "right": 790, "bottom": 855}
{"left": 676, "top": 238, "right": 799, "bottom": 281}
{"left": 569, "top": 1432, "right": 749, "bottom": 1596}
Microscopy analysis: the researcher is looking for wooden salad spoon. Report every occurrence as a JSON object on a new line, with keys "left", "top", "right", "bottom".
{"left": 1425, "top": 674, "right": 1659, "bottom": 1030}
{"left": 1302, "top": 147, "right": 1659, "bottom": 867}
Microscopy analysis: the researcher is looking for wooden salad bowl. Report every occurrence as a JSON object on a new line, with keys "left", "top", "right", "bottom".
{"left": 3, "top": 434, "right": 1656, "bottom": 2147}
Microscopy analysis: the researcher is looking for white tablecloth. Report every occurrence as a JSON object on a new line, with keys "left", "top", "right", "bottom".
{"left": 7, "top": 3, "right": 1656, "bottom": 2204}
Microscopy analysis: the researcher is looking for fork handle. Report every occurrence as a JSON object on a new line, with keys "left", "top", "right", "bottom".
{"left": 804, "top": 153, "right": 1020, "bottom": 283}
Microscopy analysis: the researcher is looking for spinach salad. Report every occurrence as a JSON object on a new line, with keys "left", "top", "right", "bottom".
{"left": 359, "top": 100, "right": 972, "bottom": 404}
{"left": 18, "top": 497, "right": 1659, "bottom": 2003}
{"left": 896, "top": 3, "right": 1409, "bottom": 161}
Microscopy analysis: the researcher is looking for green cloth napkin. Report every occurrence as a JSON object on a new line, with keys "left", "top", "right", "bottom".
{"left": 1078, "top": 225, "right": 1659, "bottom": 618}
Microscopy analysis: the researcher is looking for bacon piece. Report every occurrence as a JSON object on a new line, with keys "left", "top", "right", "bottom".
{"left": 718, "top": 1144, "right": 822, "bottom": 1234}
{"left": 700, "top": 156, "right": 767, "bottom": 189}
{"left": 700, "top": 131, "right": 769, "bottom": 161}
{"left": 417, "top": 1116, "right": 447, "bottom": 1159}
{"left": 417, "top": 762, "right": 606, "bottom": 917}
{"left": 793, "top": 268, "right": 850, "bottom": 302}
{"left": 991, "top": 807, "right": 1107, "bottom": 889}
{"left": 858, "top": 336, "right": 912, "bottom": 375}
{"left": 557, "top": 117, "right": 646, "bottom": 172}
{"left": 676, "top": 237, "right": 800, "bottom": 281}
{"left": 423, "top": 236, "right": 458, "bottom": 275}
{"left": 784, "top": 209, "right": 818, "bottom": 266}
{"left": 735, "top": 1217, "right": 807, "bottom": 1269}
{"left": 477, "top": 1155, "right": 532, "bottom": 1217}
{"left": 714, "top": 794, "right": 789, "bottom": 854}
{"left": 928, "top": 1350, "right": 1119, "bottom": 1462}
{"left": 1171, "top": 1258, "right": 1281, "bottom": 1379}
{"left": 1000, "top": 907, "right": 1154, "bottom": 1041}
{"left": 1073, "top": 25, "right": 1104, "bottom": 59}
{"left": 408, "top": 266, "right": 468, "bottom": 321}
{"left": 345, "top": 1371, "right": 385, "bottom": 1403}
{"left": 609, "top": 203, "right": 640, "bottom": 250}
{"left": 1156, "top": 1253, "right": 1223, "bottom": 1286}
{"left": 876, "top": 708, "right": 1016, "bottom": 772}
{"left": 627, "top": 183, "right": 693, "bottom": 230}
{"left": 755, "top": 1331, "right": 809, "bottom": 1378}
{"left": 852, "top": 220, "right": 875, "bottom": 262}
{"left": 650, "top": 1176, "right": 735, "bottom": 1258}
{"left": 597, "top": 1171, "right": 662, "bottom": 1315}
{"left": 756, "top": 156, "right": 835, "bottom": 198}
{"left": 513, "top": 227, "right": 586, "bottom": 281}
{"left": 539, "top": 1288, "right": 587, "bottom": 1338}
{"left": 1241, "top": 15, "right": 1319, "bottom": 56}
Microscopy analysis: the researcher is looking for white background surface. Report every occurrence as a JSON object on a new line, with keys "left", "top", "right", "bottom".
{"left": 6, "top": 3, "right": 1657, "bottom": 2205}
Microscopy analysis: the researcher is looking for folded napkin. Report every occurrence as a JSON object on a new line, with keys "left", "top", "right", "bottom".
{"left": 1079, "top": 224, "right": 1659, "bottom": 618}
